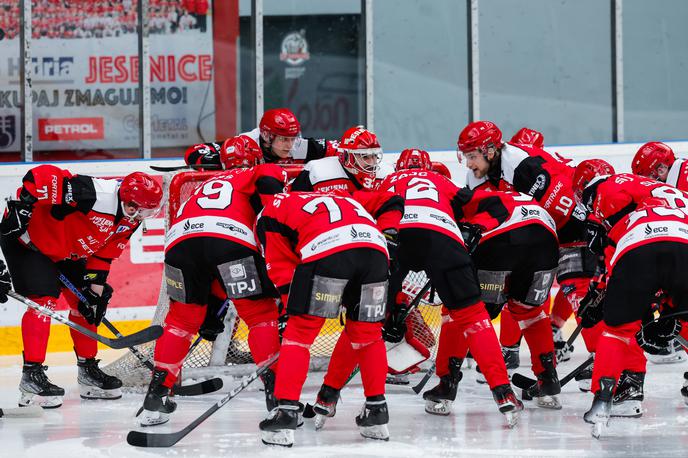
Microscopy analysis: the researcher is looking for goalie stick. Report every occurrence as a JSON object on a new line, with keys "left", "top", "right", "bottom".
{"left": 57, "top": 274, "right": 223, "bottom": 397}
{"left": 511, "top": 354, "right": 595, "bottom": 400}
{"left": 303, "top": 279, "right": 433, "bottom": 419}
{"left": 149, "top": 164, "right": 221, "bottom": 172}
{"left": 127, "top": 352, "right": 279, "bottom": 448}
{"left": 8, "top": 291, "right": 162, "bottom": 349}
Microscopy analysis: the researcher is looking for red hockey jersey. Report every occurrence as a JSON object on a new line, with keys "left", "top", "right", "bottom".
{"left": 665, "top": 158, "right": 688, "bottom": 191}
{"left": 165, "top": 164, "right": 287, "bottom": 251}
{"left": 16, "top": 164, "right": 139, "bottom": 275}
{"left": 255, "top": 191, "right": 403, "bottom": 290}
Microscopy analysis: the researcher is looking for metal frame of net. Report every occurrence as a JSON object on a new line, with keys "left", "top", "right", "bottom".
{"left": 104, "top": 170, "right": 444, "bottom": 388}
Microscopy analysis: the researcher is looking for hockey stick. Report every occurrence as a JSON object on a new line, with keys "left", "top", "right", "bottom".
{"left": 412, "top": 361, "right": 436, "bottom": 394}
{"left": 0, "top": 405, "right": 43, "bottom": 418}
{"left": 149, "top": 164, "right": 221, "bottom": 172}
{"left": 127, "top": 352, "right": 279, "bottom": 448}
{"left": 303, "top": 279, "right": 433, "bottom": 418}
{"left": 8, "top": 291, "right": 162, "bottom": 349}
{"left": 512, "top": 354, "right": 595, "bottom": 399}
{"left": 57, "top": 274, "right": 223, "bottom": 396}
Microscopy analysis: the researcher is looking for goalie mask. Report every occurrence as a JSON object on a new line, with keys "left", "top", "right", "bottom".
{"left": 119, "top": 172, "right": 163, "bottom": 222}
{"left": 338, "top": 126, "right": 383, "bottom": 188}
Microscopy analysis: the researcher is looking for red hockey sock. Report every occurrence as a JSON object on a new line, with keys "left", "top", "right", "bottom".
{"left": 435, "top": 311, "right": 468, "bottom": 378}
{"left": 274, "top": 314, "right": 324, "bottom": 401}
{"left": 347, "top": 321, "right": 386, "bottom": 398}
{"left": 499, "top": 307, "right": 522, "bottom": 347}
{"left": 323, "top": 332, "right": 359, "bottom": 389}
{"left": 21, "top": 296, "right": 57, "bottom": 363}
{"left": 234, "top": 298, "right": 280, "bottom": 366}
{"left": 65, "top": 291, "right": 97, "bottom": 359}
{"left": 449, "top": 302, "right": 510, "bottom": 389}
{"left": 590, "top": 321, "right": 642, "bottom": 393}
{"left": 509, "top": 300, "right": 555, "bottom": 374}
{"left": 154, "top": 300, "right": 205, "bottom": 388}
{"left": 580, "top": 318, "right": 603, "bottom": 353}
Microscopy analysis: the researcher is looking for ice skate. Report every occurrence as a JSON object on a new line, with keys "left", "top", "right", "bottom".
{"left": 492, "top": 384, "right": 523, "bottom": 428}
{"left": 576, "top": 355, "right": 594, "bottom": 392}
{"left": 77, "top": 357, "right": 122, "bottom": 400}
{"left": 423, "top": 357, "right": 462, "bottom": 416}
{"left": 355, "top": 395, "right": 389, "bottom": 441}
{"left": 312, "top": 384, "right": 340, "bottom": 430}
{"left": 260, "top": 368, "right": 277, "bottom": 411}
{"left": 138, "top": 370, "right": 177, "bottom": 427}
{"left": 553, "top": 324, "right": 573, "bottom": 362}
{"left": 260, "top": 400, "right": 300, "bottom": 447}
{"left": 584, "top": 377, "right": 615, "bottom": 439}
{"left": 611, "top": 370, "right": 644, "bottom": 418}
{"left": 534, "top": 352, "right": 561, "bottom": 410}
{"left": 647, "top": 339, "right": 687, "bottom": 364}
{"left": 19, "top": 361, "right": 65, "bottom": 409}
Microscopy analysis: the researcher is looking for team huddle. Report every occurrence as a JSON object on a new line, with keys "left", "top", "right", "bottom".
{"left": 1, "top": 107, "right": 687, "bottom": 445}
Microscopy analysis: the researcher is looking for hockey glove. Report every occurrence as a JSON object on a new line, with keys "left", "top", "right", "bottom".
{"left": 382, "top": 302, "right": 410, "bottom": 344}
{"left": 0, "top": 260, "right": 11, "bottom": 303}
{"left": 78, "top": 283, "right": 113, "bottom": 326}
{"left": 577, "top": 283, "right": 606, "bottom": 328}
{"left": 636, "top": 317, "right": 683, "bottom": 355}
{"left": 458, "top": 222, "right": 483, "bottom": 255}
{"left": 0, "top": 200, "right": 33, "bottom": 238}
{"left": 383, "top": 228, "right": 400, "bottom": 273}
{"left": 584, "top": 220, "right": 607, "bottom": 256}
{"left": 199, "top": 296, "right": 228, "bottom": 341}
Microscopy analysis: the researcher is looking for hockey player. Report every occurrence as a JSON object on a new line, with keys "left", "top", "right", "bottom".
{"left": 458, "top": 121, "right": 603, "bottom": 389}
{"left": 184, "top": 108, "right": 338, "bottom": 169}
{"left": 138, "top": 136, "right": 288, "bottom": 426}
{"left": 510, "top": 127, "right": 545, "bottom": 149}
{"left": 377, "top": 148, "right": 525, "bottom": 422}
{"left": 255, "top": 189, "right": 403, "bottom": 446}
{"left": 632, "top": 141, "right": 688, "bottom": 190}
{"left": 290, "top": 125, "right": 387, "bottom": 192}
{"left": 0, "top": 166, "right": 163, "bottom": 408}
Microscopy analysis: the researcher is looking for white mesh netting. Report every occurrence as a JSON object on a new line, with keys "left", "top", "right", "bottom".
{"left": 104, "top": 170, "right": 444, "bottom": 387}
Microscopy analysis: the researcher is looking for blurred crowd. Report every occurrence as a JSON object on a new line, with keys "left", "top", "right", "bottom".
{"left": 0, "top": 0, "right": 209, "bottom": 40}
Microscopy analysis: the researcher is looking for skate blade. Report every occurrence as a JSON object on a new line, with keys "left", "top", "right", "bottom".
{"left": 610, "top": 400, "right": 642, "bottom": 418}
{"left": 314, "top": 414, "right": 327, "bottom": 430}
{"left": 19, "top": 393, "right": 62, "bottom": 409}
{"left": 577, "top": 380, "right": 591, "bottom": 392}
{"left": 359, "top": 424, "right": 389, "bottom": 441}
{"left": 424, "top": 399, "right": 452, "bottom": 416}
{"left": 647, "top": 353, "right": 687, "bottom": 364}
{"left": 592, "top": 421, "right": 606, "bottom": 439}
{"left": 536, "top": 395, "right": 562, "bottom": 410}
{"left": 79, "top": 385, "right": 122, "bottom": 400}
{"left": 137, "top": 409, "right": 170, "bottom": 427}
{"left": 261, "top": 429, "right": 294, "bottom": 447}
{"left": 503, "top": 410, "right": 519, "bottom": 428}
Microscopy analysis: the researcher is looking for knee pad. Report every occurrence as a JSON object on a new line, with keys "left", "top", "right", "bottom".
{"left": 508, "top": 301, "right": 548, "bottom": 330}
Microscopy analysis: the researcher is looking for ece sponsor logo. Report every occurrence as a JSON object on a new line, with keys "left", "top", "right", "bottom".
{"left": 38, "top": 117, "right": 104, "bottom": 141}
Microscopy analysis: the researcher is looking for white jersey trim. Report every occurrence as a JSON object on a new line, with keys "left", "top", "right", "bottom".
{"left": 500, "top": 143, "right": 530, "bottom": 184}
{"left": 165, "top": 215, "right": 256, "bottom": 249}
{"left": 610, "top": 219, "right": 688, "bottom": 267}
{"left": 483, "top": 204, "right": 557, "bottom": 238}
{"left": 400, "top": 205, "right": 464, "bottom": 241}
{"left": 91, "top": 178, "right": 120, "bottom": 216}
{"left": 666, "top": 159, "right": 688, "bottom": 189}
{"left": 300, "top": 223, "right": 388, "bottom": 262}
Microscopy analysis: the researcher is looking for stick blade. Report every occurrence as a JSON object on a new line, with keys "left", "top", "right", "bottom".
{"left": 109, "top": 325, "right": 163, "bottom": 349}
{"left": 174, "top": 378, "right": 223, "bottom": 396}
{"left": 127, "top": 430, "right": 180, "bottom": 448}
{"left": 510, "top": 372, "right": 536, "bottom": 391}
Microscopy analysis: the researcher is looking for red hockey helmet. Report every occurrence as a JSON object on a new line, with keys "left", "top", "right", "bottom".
{"left": 572, "top": 159, "right": 615, "bottom": 206}
{"left": 510, "top": 127, "right": 544, "bottom": 149}
{"left": 338, "top": 126, "right": 383, "bottom": 187}
{"left": 457, "top": 121, "right": 503, "bottom": 154}
{"left": 631, "top": 142, "right": 675, "bottom": 179}
{"left": 396, "top": 148, "right": 432, "bottom": 171}
{"left": 220, "top": 135, "right": 263, "bottom": 169}
{"left": 259, "top": 108, "right": 301, "bottom": 145}
{"left": 119, "top": 172, "right": 163, "bottom": 220}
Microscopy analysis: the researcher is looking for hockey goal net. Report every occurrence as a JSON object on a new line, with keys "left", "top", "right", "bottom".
{"left": 105, "top": 168, "right": 445, "bottom": 388}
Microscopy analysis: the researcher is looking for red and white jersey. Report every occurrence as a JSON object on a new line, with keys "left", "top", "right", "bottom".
{"left": 16, "top": 164, "right": 139, "bottom": 273}
{"left": 466, "top": 142, "right": 585, "bottom": 240}
{"left": 606, "top": 200, "right": 688, "bottom": 272}
{"left": 240, "top": 128, "right": 339, "bottom": 164}
{"left": 478, "top": 192, "right": 557, "bottom": 242}
{"left": 665, "top": 158, "right": 688, "bottom": 191}
{"left": 165, "top": 164, "right": 287, "bottom": 251}
{"left": 587, "top": 173, "right": 688, "bottom": 230}
{"left": 290, "top": 156, "right": 394, "bottom": 193}
{"left": 255, "top": 191, "right": 403, "bottom": 289}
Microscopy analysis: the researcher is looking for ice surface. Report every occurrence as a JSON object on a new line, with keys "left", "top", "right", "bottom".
{"left": 1, "top": 344, "right": 688, "bottom": 458}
